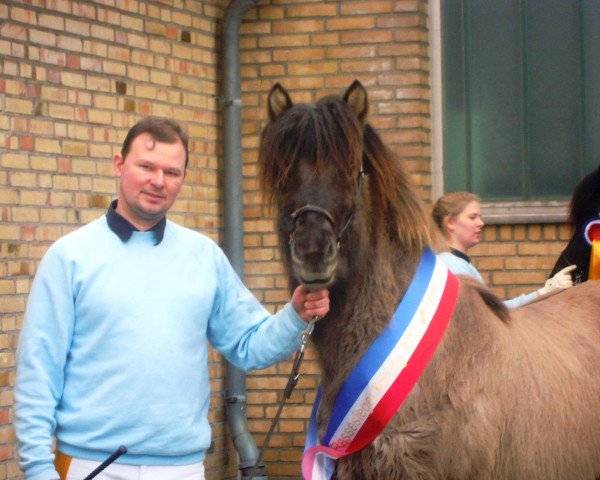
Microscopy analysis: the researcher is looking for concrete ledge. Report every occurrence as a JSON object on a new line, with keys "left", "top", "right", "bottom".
{"left": 481, "top": 201, "right": 569, "bottom": 225}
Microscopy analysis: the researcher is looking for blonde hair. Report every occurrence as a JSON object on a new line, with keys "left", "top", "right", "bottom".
{"left": 432, "top": 191, "right": 481, "bottom": 236}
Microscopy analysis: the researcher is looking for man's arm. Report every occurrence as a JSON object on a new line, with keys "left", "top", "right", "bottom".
{"left": 207, "top": 250, "right": 329, "bottom": 371}
{"left": 15, "top": 245, "right": 73, "bottom": 480}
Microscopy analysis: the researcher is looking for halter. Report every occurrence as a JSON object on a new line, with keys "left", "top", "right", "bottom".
{"left": 289, "top": 167, "right": 365, "bottom": 247}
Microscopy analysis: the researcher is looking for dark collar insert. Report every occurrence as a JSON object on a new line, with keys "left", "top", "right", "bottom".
{"left": 106, "top": 200, "right": 165, "bottom": 245}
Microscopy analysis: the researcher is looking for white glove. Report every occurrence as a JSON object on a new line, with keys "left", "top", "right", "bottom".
{"left": 537, "top": 265, "right": 576, "bottom": 296}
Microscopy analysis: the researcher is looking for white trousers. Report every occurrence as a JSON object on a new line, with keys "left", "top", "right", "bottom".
{"left": 65, "top": 458, "right": 205, "bottom": 480}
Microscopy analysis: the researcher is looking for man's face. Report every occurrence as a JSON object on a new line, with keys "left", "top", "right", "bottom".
{"left": 113, "top": 132, "right": 186, "bottom": 230}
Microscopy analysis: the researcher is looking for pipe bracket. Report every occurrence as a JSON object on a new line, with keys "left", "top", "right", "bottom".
{"left": 222, "top": 98, "right": 242, "bottom": 107}
{"left": 226, "top": 394, "right": 247, "bottom": 404}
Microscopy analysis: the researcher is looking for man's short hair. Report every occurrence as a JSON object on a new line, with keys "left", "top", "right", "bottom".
{"left": 121, "top": 117, "right": 189, "bottom": 169}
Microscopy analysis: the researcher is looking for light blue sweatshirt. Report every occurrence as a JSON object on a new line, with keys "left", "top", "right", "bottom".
{"left": 438, "top": 251, "right": 538, "bottom": 308}
{"left": 15, "top": 216, "right": 308, "bottom": 480}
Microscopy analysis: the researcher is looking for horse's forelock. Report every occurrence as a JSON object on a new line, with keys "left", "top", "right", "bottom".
{"left": 314, "top": 97, "right": 363, "bottom": 176}
{"left": 259, "top": 97, "right": 363, "bottom": 209}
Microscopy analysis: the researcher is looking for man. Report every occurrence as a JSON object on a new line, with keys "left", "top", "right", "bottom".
{"left": 15, "top": 117, "right": 329, "bottom": 480}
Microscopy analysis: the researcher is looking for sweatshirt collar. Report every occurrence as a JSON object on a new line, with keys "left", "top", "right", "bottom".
{"left": 106, "top": 200, "right": 166, "bottom": 245}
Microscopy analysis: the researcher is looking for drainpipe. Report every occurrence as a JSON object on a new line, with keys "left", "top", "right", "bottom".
{"left": 220, "top": 1, "right": 265, "bottom": 479}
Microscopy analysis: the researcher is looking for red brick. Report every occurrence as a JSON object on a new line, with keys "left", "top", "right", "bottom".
{"left": 66, "top": 53, "right": 80, "bottom": 69}
{"left": 19, "top": 136, "right": 33, "bottom": 151}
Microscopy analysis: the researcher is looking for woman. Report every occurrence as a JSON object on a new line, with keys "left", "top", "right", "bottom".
{"left": 432, "top": 192, "right": 575, "bottom": 308}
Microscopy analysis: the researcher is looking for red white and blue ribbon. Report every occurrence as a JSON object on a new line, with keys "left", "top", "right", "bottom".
{"left": 302, "top": 247, "right": 459, "bottom": 480}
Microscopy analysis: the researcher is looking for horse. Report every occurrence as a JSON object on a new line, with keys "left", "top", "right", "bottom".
{"left": 257, "top": 80, "right": 600, "bottom": 480}
{"left": 550, "top": 164, "right": 600, "bottom": 283}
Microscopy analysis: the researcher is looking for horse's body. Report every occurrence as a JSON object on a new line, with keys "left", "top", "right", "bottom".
{"left": 258, "top": 80, "right": 600, "bottom": 479}
{"left": 550, "top": 164, "right": 600, "bottom": 282}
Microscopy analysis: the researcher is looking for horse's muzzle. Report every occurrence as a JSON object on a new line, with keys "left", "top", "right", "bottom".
{"left": 289, "top": 210, "right": 339, "bottom": 288}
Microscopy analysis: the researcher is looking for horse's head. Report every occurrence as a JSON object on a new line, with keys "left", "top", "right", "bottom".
{"left": 258, "top": 81, "right": 369, "bottom": 290}
{"left": 570, "top": 163, "right": 600, "bottom": 231}
{"left": 259, "top": 80, "right": 439, "bottom": 291}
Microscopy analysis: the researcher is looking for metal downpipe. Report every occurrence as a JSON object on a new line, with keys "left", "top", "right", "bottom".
{"left": 220, "top": 1, "right": 265, "bottom": 479}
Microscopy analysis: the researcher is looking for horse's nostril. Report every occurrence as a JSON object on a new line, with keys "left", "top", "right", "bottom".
{"left": 326, "top": 236, "right": 337, "bottom": 255}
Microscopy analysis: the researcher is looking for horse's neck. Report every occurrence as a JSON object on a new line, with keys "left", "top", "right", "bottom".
{"left": 313, "top": 240, "right": 422, "bottom": 391}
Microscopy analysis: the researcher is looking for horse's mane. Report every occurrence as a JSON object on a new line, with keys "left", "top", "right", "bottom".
{"left": 569, "top": 164, "right": 600, "bottom": 229}
{"left": 259, "top": 93, "right": 443, "bottom": 252}
{"left": 362, "top": 123, "right": 443, "bottom": 251}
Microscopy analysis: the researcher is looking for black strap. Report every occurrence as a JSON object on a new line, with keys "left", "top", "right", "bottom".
{"left": 83, "top": 446, "right": 127, "bottom": 480}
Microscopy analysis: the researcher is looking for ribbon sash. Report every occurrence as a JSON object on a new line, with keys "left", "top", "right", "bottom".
{"left": 583, "top": 218, "right": 600, "bottom": 280}
{"left": 302, "top": 248, "right": 459, "bottom": 480}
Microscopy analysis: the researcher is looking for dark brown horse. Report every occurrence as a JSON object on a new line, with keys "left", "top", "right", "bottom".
{"left": 550, "top": 164, "right": 600, "bottom": 283}
{"left": 258, "top": 80, "right": 600, "bottom": 479}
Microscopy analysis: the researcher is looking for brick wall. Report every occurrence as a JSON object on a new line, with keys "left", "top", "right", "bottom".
{"left": 0, "top": 1, "right": 570, "bottom": 479}
{"left": 471, "top": 223, "right": 573, "bottom": 300}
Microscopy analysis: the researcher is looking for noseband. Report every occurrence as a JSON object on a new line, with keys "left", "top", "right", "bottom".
{"left": 289, "top": 167, "right": 365, "bottom": 247}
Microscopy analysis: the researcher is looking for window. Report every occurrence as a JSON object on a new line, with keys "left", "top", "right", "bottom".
{"left": 441, "top": 0, "right": 599, "bottom": 209}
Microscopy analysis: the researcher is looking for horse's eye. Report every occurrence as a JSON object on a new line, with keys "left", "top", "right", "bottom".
{"left": 283, "top": 210, "right": 295, "bottom": 233}
{"left": 286, "top": 218, "right": 294, "bottom": 234}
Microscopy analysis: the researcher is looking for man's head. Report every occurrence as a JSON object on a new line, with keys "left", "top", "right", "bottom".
{"left": 113, "top": 117, "right": 188, "bottom": 231}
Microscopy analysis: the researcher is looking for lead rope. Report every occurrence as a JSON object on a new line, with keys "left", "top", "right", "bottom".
{"left": 83, "top": 445, "right": 127, "bottom": 480}
{"left": 247, "top": 316, "right": 317, "bottom": 480}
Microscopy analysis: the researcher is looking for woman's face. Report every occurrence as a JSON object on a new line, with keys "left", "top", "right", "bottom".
{"left": 446, "top": 201, "right": 485, "bottom": 252}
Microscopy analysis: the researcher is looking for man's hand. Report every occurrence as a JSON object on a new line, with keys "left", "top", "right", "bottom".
{"left": 291, "top": 285, "right": 330, "bottom": 323}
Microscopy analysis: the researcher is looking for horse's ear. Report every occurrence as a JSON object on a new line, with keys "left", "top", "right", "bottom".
{"left": 343, "top": 80, "right": 368, "bottom": 123}
{"left": 267, "top": 83, "right": 293, "bottom": 121}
